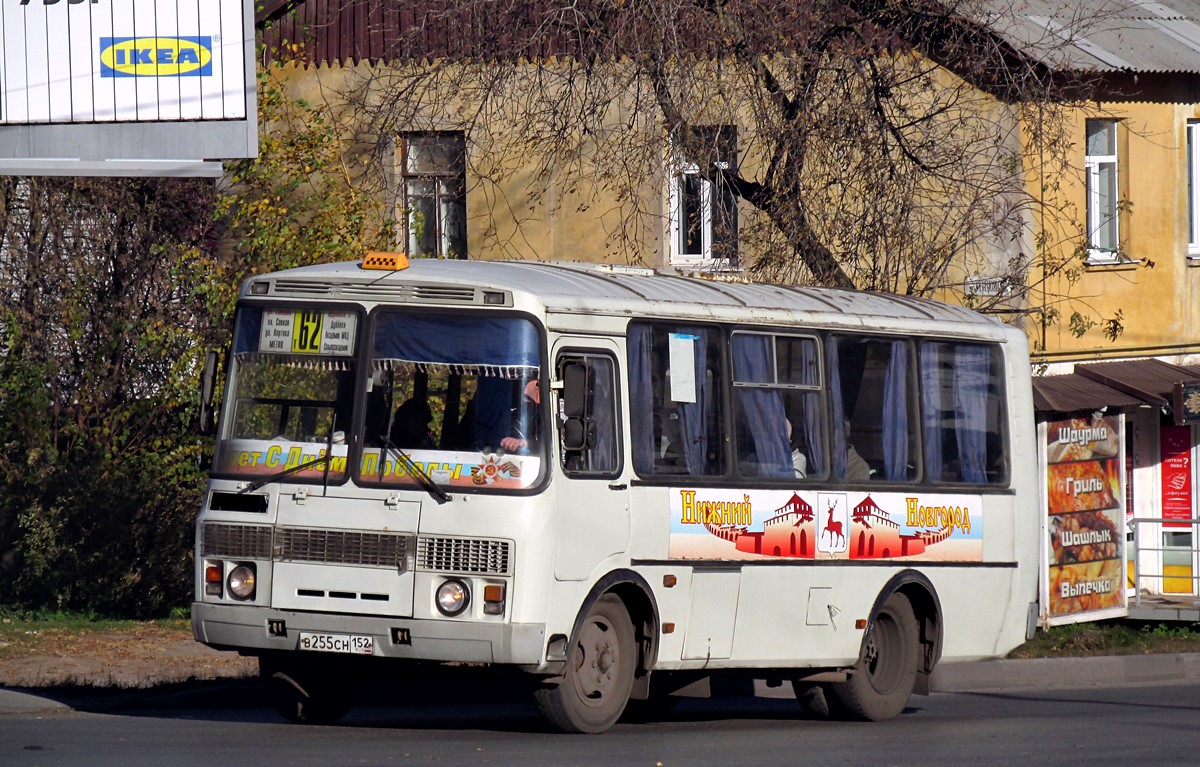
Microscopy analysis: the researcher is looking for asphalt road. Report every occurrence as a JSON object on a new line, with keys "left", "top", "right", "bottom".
{"left": 3, "top": 676, "right": 1200, "bottom": 767}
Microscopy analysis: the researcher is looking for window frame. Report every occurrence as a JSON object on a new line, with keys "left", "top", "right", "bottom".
{"left": 668, "top": 125, "right": 739, "bottom": 269}
{"left": 627, "top": 321, "right": 728, "bottom": 480}
{"left": 730, "top": 331, "right": 828, "bottom": 482}
{"left": 398, "top": 132, "right": 467, "bottom": 260}
{"left": 1188, "top": 120, "right": 1200, "bottom": 258}
{"left": 1084, "top": 118, "right": 1121, "bottom": 265}
{"left": 555, "top": 350, "right": 624, "bottom": 480}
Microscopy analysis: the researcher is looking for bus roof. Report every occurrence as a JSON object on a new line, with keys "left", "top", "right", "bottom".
{"left": 249, "top": 258, "right": 1015, "bottom": 339}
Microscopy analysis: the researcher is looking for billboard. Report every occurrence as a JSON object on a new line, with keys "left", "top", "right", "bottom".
{"left": 1044, "top": 414, "right": 1128, "bottom": 625}
{"left": 0, "top": 0, "right": 256, "bottom": 176}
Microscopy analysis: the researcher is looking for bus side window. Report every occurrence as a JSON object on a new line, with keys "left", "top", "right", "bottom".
{"left": 628, "top": 323, "right": 725, "bottom": 477}
{"left": 557, "top": 354, "right": 620, "bottom": 477}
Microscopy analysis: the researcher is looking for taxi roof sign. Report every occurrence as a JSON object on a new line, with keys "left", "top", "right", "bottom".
{"left": 361, "top": 252, "right": 411, "bottom": 271}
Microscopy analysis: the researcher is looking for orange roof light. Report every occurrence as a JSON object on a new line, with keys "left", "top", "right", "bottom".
{"left": 362, "top": 251, "right": 410, "bottom": 271}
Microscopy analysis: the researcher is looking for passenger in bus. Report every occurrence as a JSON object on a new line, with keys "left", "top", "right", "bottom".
{"left": 785, "top": 419, "right": 807, "bottom": 478}
{"left": 500, "top": 379, "right": 541, "bottom": 453}
{"left": 391, "top": 398, "right": 435, "bottom": 449}
{"left": 843, "top": 419, "right": 872, "bottom": 481}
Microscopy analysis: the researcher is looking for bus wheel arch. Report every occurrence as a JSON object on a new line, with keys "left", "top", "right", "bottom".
{"left": 828, "top": 571, "right": 942, "bottom": 721}
{"left": 534, "top": 570, "right": 659, "bottom": 733}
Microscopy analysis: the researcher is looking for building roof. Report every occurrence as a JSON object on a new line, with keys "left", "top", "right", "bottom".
{"left": 976, "top": 0, "right": 1200, "bottom": 73}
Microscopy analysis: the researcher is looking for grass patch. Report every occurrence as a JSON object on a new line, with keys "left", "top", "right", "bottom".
{"left": 0, "top": 606, "right": 189, "bottom": 661}
{"left": 1010, "top": 620, "right": 1200, "bottom": 658}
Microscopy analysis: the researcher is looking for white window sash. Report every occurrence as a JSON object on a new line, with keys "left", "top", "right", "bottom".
{"left": 1085, "top": 123, "right": 1120, "bottom": 264}
{"left": 1188, "top": 121, "right": 1200, "bottom": 257}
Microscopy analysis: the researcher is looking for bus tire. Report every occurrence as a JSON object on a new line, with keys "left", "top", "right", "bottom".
{"left": 261, "top": 657, "right": 354, "bottom": 725}
{"left": 534, "top": 594, "right": 636, "bottom": 733}
{"left": 827, "top": 593, "right": 919, "bottom": 721}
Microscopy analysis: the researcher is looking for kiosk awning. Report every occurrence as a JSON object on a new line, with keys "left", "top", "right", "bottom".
{"left": 1032, "top": 359, "right": 1200, "bottom": 417}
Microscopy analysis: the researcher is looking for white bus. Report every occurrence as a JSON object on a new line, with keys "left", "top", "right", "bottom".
{"left": 192, "top": 255, "right": 1039, "bottom": 733}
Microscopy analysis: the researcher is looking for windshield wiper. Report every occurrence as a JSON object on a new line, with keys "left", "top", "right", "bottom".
{"left": 379, "top": 434, "right": 451, "bottom": 505}
{"left": 238, "top": 414, "right": 341, "bottom": 495}
{"left": 238, "top": 451, "right": 334, "bottom": 494}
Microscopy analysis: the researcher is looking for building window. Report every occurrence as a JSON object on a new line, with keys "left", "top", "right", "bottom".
{"left": 669, "top": 126, "right": 738, "bottom": 268}
{"left": 1188, "top": 120, "right": 1200, "bottom": 257}
{"left": 399, "top": 133, "right": 466, "bottom": 259}
{"left": 1085, "top": 119, "right": 1120, "bottom": 264}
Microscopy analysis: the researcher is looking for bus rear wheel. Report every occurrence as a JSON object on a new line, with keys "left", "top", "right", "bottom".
{"left": 534, "top": 594, "right": 636, "bottom": 733}
{"left": 826, "top": 593, "right": 919, "bottom": 721}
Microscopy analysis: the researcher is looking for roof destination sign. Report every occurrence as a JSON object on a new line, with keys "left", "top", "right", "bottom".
{"left": 1, "top": 0, "right": 248, "bottom": 124}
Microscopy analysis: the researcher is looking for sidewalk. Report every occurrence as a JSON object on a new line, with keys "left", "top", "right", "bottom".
{"left": 930, "top": 652, "right": 1200, "bottom": 693}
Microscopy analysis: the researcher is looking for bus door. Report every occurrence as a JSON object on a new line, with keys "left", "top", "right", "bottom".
{"left": 551, "top": 341, "right": 629, "bottom": 581}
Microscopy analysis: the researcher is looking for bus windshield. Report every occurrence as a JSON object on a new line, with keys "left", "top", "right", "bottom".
{"left": 359, "top": 311, "right": 544, "bottom": 491}
{"left": 213, "top": 306, "right": 358, "bottom": 484}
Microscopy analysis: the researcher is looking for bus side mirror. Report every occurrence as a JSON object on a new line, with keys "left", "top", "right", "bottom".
{"left": 560, "top": 362, "right": 592, "bottom": 452}
{"left": 199, "top": 350, "right": 219, "bottom": 436}
{"left": 562, "top": 363, "right": 588, "bottom": 418}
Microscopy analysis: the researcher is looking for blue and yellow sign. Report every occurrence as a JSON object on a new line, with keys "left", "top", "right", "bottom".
{"left": 99, "top": 36, "right": 213, "bottom": 78}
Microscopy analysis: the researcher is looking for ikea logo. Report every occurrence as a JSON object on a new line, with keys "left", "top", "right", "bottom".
{"left": 99, "top": 37, "right": 213, "bottom": 78}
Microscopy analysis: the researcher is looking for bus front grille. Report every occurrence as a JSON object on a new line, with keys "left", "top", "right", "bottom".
{"left": 201, "top": 523, "right": 511, "bottom": 576}
{"left": 417, "top": 536, "right": 512, "bottom": 575}
{"left": 202, "top": 523, "right": 273, "bottom": 560}
{"left": 276, "top": 528, "right": 411, "bottom": 569}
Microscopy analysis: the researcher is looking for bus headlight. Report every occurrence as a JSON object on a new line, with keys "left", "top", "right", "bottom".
{"left": 435, "top": 579, "right": 470, "bottom": 616}
{"left": 227, "top": 564, "right": 257, "bottom": 600}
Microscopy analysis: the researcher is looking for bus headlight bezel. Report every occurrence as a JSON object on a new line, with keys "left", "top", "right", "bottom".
{"left": 435, "top": 579, "right": 470, "bottom": 617}
{"left": 227, "top": 563, "right": 257, "bottom": 601}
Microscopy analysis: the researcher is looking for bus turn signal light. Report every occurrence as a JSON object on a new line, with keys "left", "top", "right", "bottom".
{"left": 483, "top": 584, "right": 505, "bottom": 615}
{"left": 205, "top": 563, "right": 223, "bottom": 597}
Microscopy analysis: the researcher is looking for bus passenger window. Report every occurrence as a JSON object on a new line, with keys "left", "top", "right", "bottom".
{"left": 828, "top": 335, "right": 918, "bottom": 482}
{"left": 731, "top": 332, "right": 825, "bottom": 480}
{"left": 919, "top": 342, "right": 1007, "bottom": 484}
{"left": 628, "top": 323, "right": 725, "bottom": 477}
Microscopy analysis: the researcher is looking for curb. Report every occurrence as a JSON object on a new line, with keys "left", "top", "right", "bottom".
{"left": 931, "top": 653, "right": 1200, "bottom": 693}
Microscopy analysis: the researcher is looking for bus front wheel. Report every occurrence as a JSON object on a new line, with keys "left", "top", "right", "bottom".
{"left": 261, "top": 656, "right": 355, "bottom": 725}
{"left": 827, "top": 593, "right": 919, "bottom": 721}
{"left": 534, "top": 594, "right": 636, "bottom": 733}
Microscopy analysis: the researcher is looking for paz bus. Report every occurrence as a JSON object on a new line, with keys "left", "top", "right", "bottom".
{"left": 192, "top": 254, "right": 1039, "bottom": 733}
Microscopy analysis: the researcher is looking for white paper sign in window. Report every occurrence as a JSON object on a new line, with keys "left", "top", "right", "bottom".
{"left": 668, "top": 333, "right": 698, "bottom": 404}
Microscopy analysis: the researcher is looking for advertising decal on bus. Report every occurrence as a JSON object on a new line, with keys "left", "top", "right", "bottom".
{"left": 669, "top": 488, "right": 982, "bottom": 561}
{"left": 214, "top": 442, "right": 538, "bottom": 490}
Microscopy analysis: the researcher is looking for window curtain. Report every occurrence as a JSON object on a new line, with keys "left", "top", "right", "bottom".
{"left": 628, "top": 325, "right": 656, "bottom": 474}
{"left": 881, "top": 341, "right": 909, "bottom": 481}
{"left": 675, "top": 327, "right": 709, "bottom": 475}
{"left": 827, "top": 338, "right": 847, "bottom": 479}
{"left": 732, "top": 335, "right": 791, "bottom": 477}
{"left": 954, "top": 345, "right": 991, "bottom": 483}
{"left": 919, "top": 343, "right": 944, "bottom": 481}
{"left": 801, "top": 343, "right": 824, "bottom": 475}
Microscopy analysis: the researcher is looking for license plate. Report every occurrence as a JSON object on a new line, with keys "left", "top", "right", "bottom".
{"left": 297, "top": 631, "right": 375, "bottom": 655}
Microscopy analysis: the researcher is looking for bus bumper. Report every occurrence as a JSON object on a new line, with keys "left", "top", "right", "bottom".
{"left": 191, "top": 602, "right": 547, "bottom": 666}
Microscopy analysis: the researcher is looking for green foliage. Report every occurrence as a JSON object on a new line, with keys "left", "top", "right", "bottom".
{"left": 209, "top": 61, "right": 391, "bottom": 325}
{"left": 1010, "top": 620, "right": 1200, "bottom": 658}
{"left": 0, "top": 60, "right": 391, "bottom": 618}
{"left": 0, "top": 177, "right": 216, "bottom": 617}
